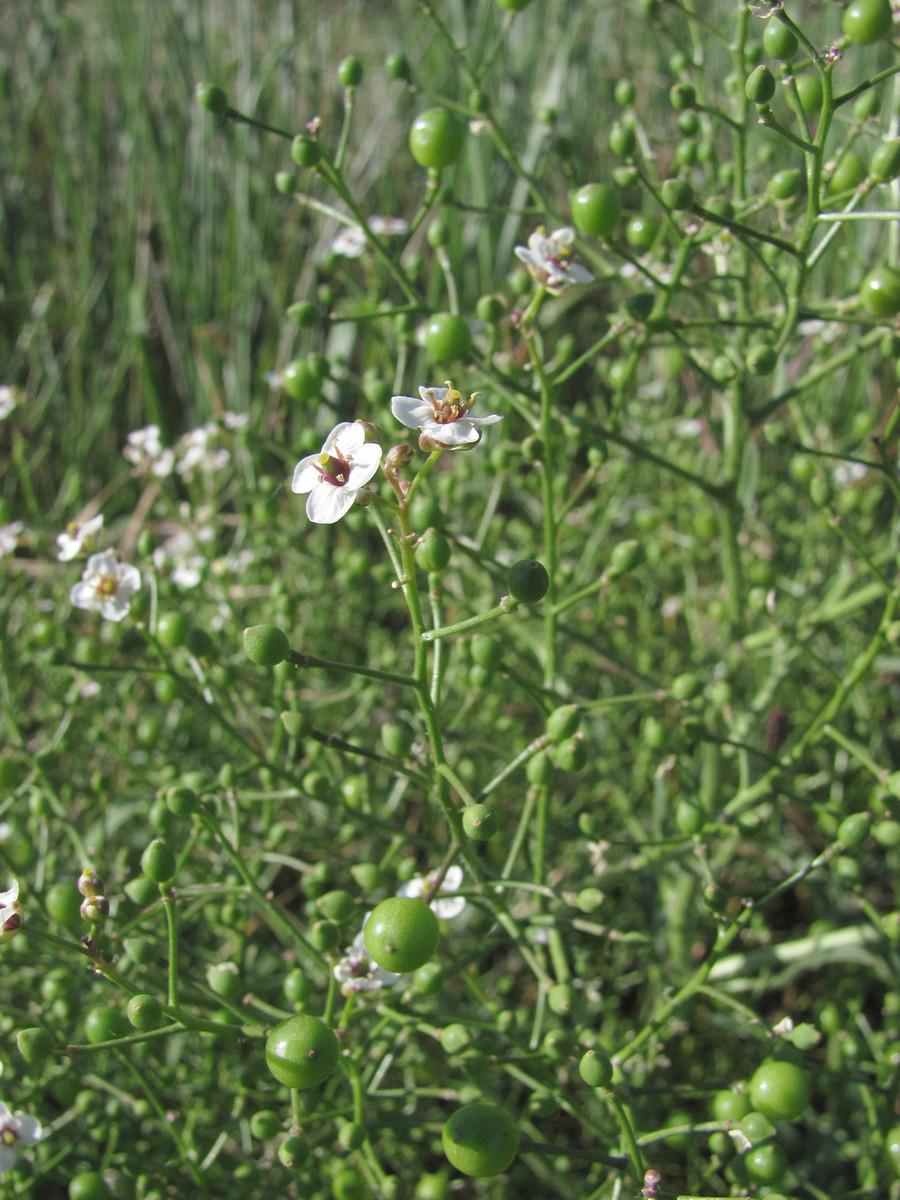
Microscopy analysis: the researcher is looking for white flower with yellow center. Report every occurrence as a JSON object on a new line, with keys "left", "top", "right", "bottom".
{"left": 69, "top": 552, "right": 141, "bottom": 622}
{"left": 391, "top": 382, "right": 502, "bottom": 448}
{"left": 0, "top": 1099, "right": 41, "bottom": 1172}
{"left": 56, "top": 514, "right": 104, "bottom": 562}
{"left": 291, "top": 421, "right": 382, "bottom": 524}
{"left": 514, "top": 226, "right": 594, "bottom": 294}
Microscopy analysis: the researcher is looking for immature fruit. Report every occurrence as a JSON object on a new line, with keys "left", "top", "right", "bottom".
{"left": 661, "top": 178, "right": 694, "bottom": 210}
{"left": 195, "top": 83, "right": 228, "bottom": 114}
{"left": 127, "top": 994, "right": 163, "bottom": 1031}
{"left": 424, "top": 313, "right": 472, "bottom": 362}
{"left": 579, "top": 1047, "right": 613, "bottom": 1088}
{"left": 409, "top": 108, "right": 465, "bottom": 169}
{"left": 571, "top": 184, "right": 622, "bottom": 239}
{"left": 250, "top": 1109, "right": 283, "bottom": 1140}
{"left": 265, "top": 1013, "right": 340, "bottom": 1089}
{"left": 625, "top": 215, "right": 660, "bottom": 253}
{"left": 763, "top": 18, "right": 798, "bottom": 60}
{"left": 278, "top": 1134, "right": 309, "bottom": 1167}
{"left": 84, "top": 1005, "right": 129, "bottom": 1044}
{"left": 416, "top": 527, "right": 452, "bottom": 572}
{"left": 749, "top": 1059, "right": 811, "bottom": 1121}
{"left": 45, "top": 881, "right": 82, "bottom": 925}
{"left": 795, "top": 73, "right": 822, "bottom": 115}
{"left": 364, "top": 897, "right": 440, "bottom": 972}
{"left": 385, "top": 52, "right": 411, "bottom": 81}
{"left": 745, "top": 65, "right": 776, "bottom": 105}
{"left": 712, "top": 1088, "right": 752, "bottom": 1122}
{"left": 442, "top": 1102, "right": 519, "bottom": 1177}
{"left": 282, "top": 357, "right": 320, "bottom": 401}
{"left": 743, "top": 1141, "right": 788, "bottom": 1185}
{"left": 17, "top": 1027, "right": 54, "bottom": 1064}
{"left": 871, "top": 139, "right": 900, "bottom": 182}
{"left": 243, "top": 624, "right": 290, "bottom": 667}
{"left": 337, "top": 56, "right": 363, "bottom": 87}
{"left": 507, "top": 559, "right": 550, "bottom": 603}
{"left": 842, "top": 0, "right": 893, "bottom": 44}
{"left": 156, "top": 612, "right": 190, "bottom": 649}
{"left": 69, "top": 1173, "right": 110, "bottom": 1200}
{"left": 463, "top": 803, "right": 498, "bottom": 841}
{"left": 859, "top": 266, "right": 900, "bottom": 317}
{"left": 141, "top": 839, "right": 177, "bottom": 884}
{"left": 291, "top": 135, "right": 321, "bottom": 168}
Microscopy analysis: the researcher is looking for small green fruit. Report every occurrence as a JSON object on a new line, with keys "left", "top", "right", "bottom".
{"left": 364, "top": 896, "right": 440, "bottom": 972}
{"left": 462, "top": 803, "right": 498, "bottom": 841}
{"left": 243, "top": 624, "right": 290, "bottom": 667}
{"left": 265, "top": 1014, "right": 340, "bottom": 1089}
{"left": 442, "top": 1102, "right": 518, "bottom": 1177}
{"left": 141, "top": 839, "right": 177, "bottom": 884}
{"left": 507, "top": 559, "right": 549, "bottom": 603}
{"left": 579, "top": 1047, "right": 614, "bottom": 1088}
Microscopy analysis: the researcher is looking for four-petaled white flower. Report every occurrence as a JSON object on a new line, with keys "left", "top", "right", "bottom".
{"left": 0, "top": 523, "right": 23, "bottom": 558}
{"left": 331, "top": 216, "right": 409, "bottom": 258}
{"left": 0, "top": 1100, "right": 41, "bottom": 1173}
{"left": 334, "top": 929, "right": 403, "bottom": 995}
{"left": 0, "top": 880, "right": 23, "bottom": 945}
{"left": 397, "top": 864, "right": 466, "bottom": 920}
{"left": 391, "top": 382, "right": 502, "bottom": 448}
{"left": 56, "top": 514, "right": 104, "bottom": 562}
{"left": 291, "top": 421, "right": 382, "bottom": 524}
{"left": 514, "top": 226, "right": 594, "bottom": 294}
{"left": 69, "top": 552, "right": 141, "bottom": 622}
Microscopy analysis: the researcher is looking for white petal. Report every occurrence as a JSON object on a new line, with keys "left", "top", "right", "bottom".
{"left": 322, "top": 422, "right": 362, "bottom": 455}
{"left": 345, "top": 444, "right": 382, "bottom": 488}
{"left": 397, "top": 877, "right": 424, "bottom": 900}
{"left": 429, "top": 421, "right": 480, "bottom": 447}
{"left": 0, "top": 1144, "right": 16, "bottom": 1172}
{"left": 0, "top": 881, "right": 18, "bottom": 906}
{"left": 13, "top": 1114, "right": 40, "bottom": 1144}
{"left": 467, "top": 413, "right": 503, "bottom": 428}
{"left": 432, "top": 895, "right": 466, "bottom": 919}
{"left": 291, "top": 455, "right": 321, "bottom": 494}
{"left": 391, "top": 396, "right": 431, "bottom": 429}
{"left": 70, "top": 582, "right": 100, "bottom": 611}
{"left": 306, "top": 484, "right": 357, "bottom": 524}
{"left": 443, "top": 865, "right": 464, "bottom": 891}
{"left": 550, "top": 227, "right": 576, "bottom": 246}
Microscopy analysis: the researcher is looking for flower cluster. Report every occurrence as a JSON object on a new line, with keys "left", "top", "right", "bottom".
{"left": 123, "top": 416, "right": 247, "bottom": 480}
{"left": 70, "top": 552, "right": 141, "bottom": 622}
{"left": 514, "top": 226, "right": 594, "bottom": 294}
{"left": 0, "top": 523, "right": 23, "bottom": 558}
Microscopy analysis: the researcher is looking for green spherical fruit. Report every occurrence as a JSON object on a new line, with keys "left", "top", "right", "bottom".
{"left": 749, "top": 1059, "right": 811, "bottom": 1121}
{"left": 196, "top": 83, "right": 228, "bottom": 114}
{"left": 127, "top": 994, "right": 163, "bottom": 1031}
{"left": 476, "top": 294, "right": 506, "bottom": 324}
{"left": 266, "top": 1014, "right": 340, "bottom": 1089}
{"left": 381, "top": 722, "right": 415, "bottom": 758}
{"left": 669, "top": 82, "right": 696, "bottom": 111}
{"left": 141, "top": 839, "right": 177, "bottom": 884}
{"left": 838, "top": 811, "right": 872, "bottom": 848}
{"left": 17, "top": 1026, "right": 54, "bottom": 1064}
{"left": 770, "top": 169, "right": 803, "bottom": 201}
{"left": 282, "top": 357, "right": 320, "bottom": 401}
{"left": 332, "top": 1168, "right": 366, "bottom": 1200}
{"left": 579, "top": 1047, "right": 613, "bottom": 1088}
{"left": 763, "top": 18, "right": 798, "bottom": 60}
{"left": 872, "top": 139, "right": 900, "bottom": 182}
{"left": 385, "top": 52, "right": 411, "bottom": 81}
{"left": 555, "top": 736, "right": 588, "bottom": 772}
{"left": 45, "top": 881, "right": 82, "bottom": 926}
{"left": 156, "top": 611, "right": 190, "bottom": 649}
{"left": 84, "top": 1006, "right": 129, "bottom": 1044}
{"left": 243, "top": 624, "right": 290, "bottom": 667}
{"left": 69, "top": 1173, "right": 110, "bottom": 1200}
{"left": 409, "top": 108, "right": 466, "bottom": 169}
{"left": 885, "top": 1125, "right": 900, "bottom": 1176}
{"left": 661, "top": 178, "right": 694, "bottom": 210}
{"left": 625, "top": 214, "right": 660, "bottom": 253}
{"left": 842, "top": 0, "right": 893, "bottom": 44}
{"left": 365, "top": 897, "right": 440, "bottom": 972}
{"left": 609, "top": 121, "right": 637, "bottom": 157}
{"left": 337, "top": 56, "right": 363, "bottom": 88}
{"left": 746, "top": 343, "right": 777, "bottom": 375}
{"left": 546, "top": 704, "right": 582, "bottom": 740}
{"left": 743, "top": 1141, "right": 788, "bottom": 1184}
{"left": 250, "top": 1108, "right": 283, "bottom": 1140}
{"left": 795, "top": 73, "right": 823, "bottom": 115}
{"left": 278, "top": 1134, "right": 309, "bottom": 1167}
{"left": 571, "top": 183, "right": 622, "bottom": 239}
{"left": 712, "top": 1088, "right": 752, "bottom": 1122}
{"left": 507, "top": 559, "right": 550, "bottom": 603}
{"left": 859, "top": 266, "right": 900, "bottom": 317}
{"left": 829, "top": 152, "right": 866, "bottom": 193}
{"left": 462, "top": 803, "right": 499, "bottom": 841}
{"left": 424, "top": 312, "right": 472, "bottom": 362}
{"left": 442, "top": 1102, "right": 519, "bottom": 1177}
{"left": 291, "top": 136, "right": 321, "bottom": 168}
{"left": 745, "top": 65, "right": 776, "bottom": 104}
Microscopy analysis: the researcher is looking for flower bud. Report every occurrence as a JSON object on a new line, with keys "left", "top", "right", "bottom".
{"left": 355, "top": 420, "right": 383, "bottom": 445}
{"left": 78, "top": 868, "right": 105, "bottom": 897}
{"left": 80, "top": 894, "right": 110, "bottom": 925}
{"left": 385, "top": 442, "right": 415, "bottom": 471}
{"left": 196, "top": 82, "right": 229, "bottom": 114}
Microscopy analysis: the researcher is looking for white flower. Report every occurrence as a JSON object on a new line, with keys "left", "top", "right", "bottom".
{"left": 69, "top": 552, "right": 141, "bottom": 622}
{"left": 397, "top": 865, "right": 465, "bottom": 920}
{"left": 123, "top": 425, "right": 175, "bottom": 478}
{"left": 0, "top": 880, "right": 22, "bottom": 945}
{"left": 331, "top": 216, "right": 408, "bottom": 258}
{"left": 0, "top": 386, "right": 21, "bottom": 421}
{"left": 333, "top": 929, "right": 403, "bottom": 995}
{"left": 223, "top": 411, "right": 249, "bottom": 430}
{"left": 291, "top": 421, "right": 382, "bottom": 524}
{"left": 514, "top": 226, "right": 594, "bottom": 294}
{"left": 153, "top": 531, "right": 206, "bottom": 589}
{"left": 0, "top": 523, "right": 23, "bottom": 558}
{"left": 56, "top": 514, "right": 104, "bottom": 562}
{"left": 176, "top": 424, "right": 229, "bottom": 480}
{"left": 391, "top": 382, "right": 502, "bottom": 448}
{"left": 0, "top": 1100, "right": 41, "bottom": 1172}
